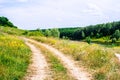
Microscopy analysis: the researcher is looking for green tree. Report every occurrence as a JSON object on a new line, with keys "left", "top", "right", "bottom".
{"left": 50, "top": 28, "right": 60, "bottom": 38}
{"left": 44, "top": 29, "right": 52, "bottom": 37}
{"left": 90, "top": 32, "right": 94, "bottom": 37}
{"left": 96, "top": 33, "right": 100, "bottom": 38}
{"left": 7, "top": 21, "right": 14, "bottom": 27}
{"left": 0, "top": 16, "right": 16, "bottom": 28}
{"left": 82, "top": 31, "right": 85, "bottom": 39}
{"left": 0, "top": 16, "right": 8, "bottom": 26}
{"left": 106, "top": 23, "right": 112, "bottom": 35}
{"left": 113, "top": 29, "right": 120, "bottom": 40}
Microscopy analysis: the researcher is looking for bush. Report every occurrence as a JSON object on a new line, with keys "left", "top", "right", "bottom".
{"left": 22, "top": 31, "right": 28, "bottom": 35}
{"left": 111, "top": 38, "right": 116, "bottom": 43}
{"left": 85, "top": 36, "right": 91, "bottom": 44}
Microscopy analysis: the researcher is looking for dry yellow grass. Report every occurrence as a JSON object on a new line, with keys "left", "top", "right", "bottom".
{"left": 30, "top": 36, "right": 120, "bottom": 80}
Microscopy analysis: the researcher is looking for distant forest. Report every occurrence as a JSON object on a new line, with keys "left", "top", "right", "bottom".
{"left": 58, "top": 21, "right": 120, "bottom": 40}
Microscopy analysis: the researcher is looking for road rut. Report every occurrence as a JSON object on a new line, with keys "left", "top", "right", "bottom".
{"left": 23, "top": 39, "right": 50, "bottom": 80}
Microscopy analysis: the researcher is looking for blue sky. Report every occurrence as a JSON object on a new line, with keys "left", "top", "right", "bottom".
{"left": 0, "top": 0, "right": 120, "bottom": 30}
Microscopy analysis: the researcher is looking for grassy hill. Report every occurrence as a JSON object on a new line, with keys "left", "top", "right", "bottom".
{"left": 0, "top": 17, "right": 32, "bottom": 79}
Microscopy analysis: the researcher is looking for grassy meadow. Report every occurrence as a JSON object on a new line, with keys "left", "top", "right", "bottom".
{"left": 30, "top": 36, "right": 120, "bottom": 80}
{"left": 0, "top": 33, "right": 31, "bottom": 80}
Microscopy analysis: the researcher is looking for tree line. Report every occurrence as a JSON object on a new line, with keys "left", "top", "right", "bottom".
{"left": 59, "top": 21, "right": 120, "bottom": 41}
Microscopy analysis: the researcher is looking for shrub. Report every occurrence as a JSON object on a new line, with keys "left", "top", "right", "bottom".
{"left": 85, "top": 36, "right": 91, "bottom": 44}
{"left": 111, "top": 38, "right": 116, "bottom": 43}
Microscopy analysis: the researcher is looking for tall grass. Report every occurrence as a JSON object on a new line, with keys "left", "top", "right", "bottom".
{"left": 31, "top": 36, "right": 120, "bottom": 80}
{"left": 0, "top": 34, "right": 31, "bottom": 80}
{"left": 29, "top": 41, "right": 74, "bottom": 80}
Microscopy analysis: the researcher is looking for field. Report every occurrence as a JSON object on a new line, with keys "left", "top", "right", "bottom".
{"left": 1, "top": 6, "right": 120, "bottom": 80}
{"left": 0, "top": 25, "right": 120, "bottom": 80}
{"left": 0, "top": 33, "right": 31, "bottom": 80}
{"left": 30, "top": 36, "right": 120, "bottom": 80}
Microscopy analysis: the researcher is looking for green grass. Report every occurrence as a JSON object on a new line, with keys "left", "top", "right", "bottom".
{"left": 0, "top": 26, "right": 25, "bottom": 35}
{"left": 30, "top": 41, "right": 74, "bottom": 80}
{"left": 0, "top": 26, "right": 44, "bottom": 37}
{"left": 0, "top": 34, "right": 31, "bottom": 80}
{"left": 91, "top": 37, "right": 120, "bottom": 47}
{"left": 24, "top": 31, "right": 44, "bottom": 37}
{"left": 31, "top": 36, "right": 120, "bottom": 80}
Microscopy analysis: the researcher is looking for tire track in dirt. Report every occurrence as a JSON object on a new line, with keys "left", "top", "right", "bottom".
{"left": 23, "top": 38, "right": 50, "bottom": 80}
{"left": 27, "top": 38, "right": 92, "bottom": 80}
{"left": 115, "top": 53, "right": 120, "bottom": 61}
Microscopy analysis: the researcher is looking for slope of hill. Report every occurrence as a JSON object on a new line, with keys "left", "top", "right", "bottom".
{"left": 0, "top": 33, "right": 31, "bottom": 80}
{"left": 0, "top": 26, "right": 25, "bottom": 35}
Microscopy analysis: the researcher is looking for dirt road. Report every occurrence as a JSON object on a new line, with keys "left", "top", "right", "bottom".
{"left": 26, "top": 38, "right": 92, "bottom": 80}
{"left": 23, "top": 39, "right": 50, "bottom": 80}
{"left": 115, "top": 53, "right": 120, "bottom": 61}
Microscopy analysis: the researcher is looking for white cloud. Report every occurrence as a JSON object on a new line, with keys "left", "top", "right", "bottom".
{"left": 16, "top": 0, "right": 28, "bottom": 2}
{"left": 0, "top": 0, "right": 120, "bottom": 29}
{"left": 82, "top": 3, "right": 104, "bottom": 17}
